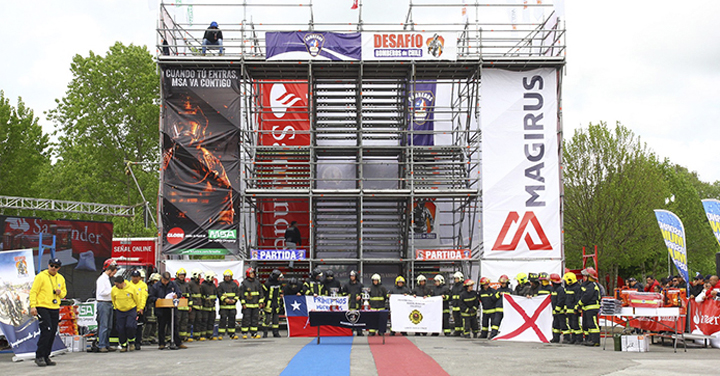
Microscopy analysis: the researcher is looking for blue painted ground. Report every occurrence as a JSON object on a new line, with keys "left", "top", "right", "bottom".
{"left": 279, "top": 336, "right": 354, "bottom": 376}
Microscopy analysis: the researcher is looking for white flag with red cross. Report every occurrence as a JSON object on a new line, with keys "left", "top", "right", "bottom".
{"left": 493, "top": 295, "right": 552, "bottom": 343}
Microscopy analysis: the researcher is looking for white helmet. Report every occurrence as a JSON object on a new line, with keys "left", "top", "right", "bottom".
{"left": 371, "top": 274, "right": 381, "bottom": 282}
{"left": 434, "top": 274, "right": 445, "bottom": 284}
{"left": 205, "top": 271, "right": 216, "bottom": 280}
{"left": 453, "top": 271, "right": 464, "bottom": 280}
{"left": 191, "top": 269, "right": 203, "bottom": 279}
{"left": 417, "top": 275, "right": 427, "bottom": 283}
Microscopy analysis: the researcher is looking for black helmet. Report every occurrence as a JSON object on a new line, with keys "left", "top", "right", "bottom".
{"left": 311, "top": 268, "right": 323, "bottom": 279}
{"left": 325, "top": 270, "right": 334, "bottom": 279}
{"left": 288, "top": 277, "right": 298, "bottom": 286}
{"left": 271, "top": 269, "right": 283, "bottom": 281}
{"left": 349, "top": 270, "right": 358, "bottom": 278}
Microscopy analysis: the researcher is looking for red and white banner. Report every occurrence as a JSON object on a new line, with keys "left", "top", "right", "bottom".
{"left": 480, "top": 68, "right": 561, "bottom": 281}
{"left": 690, "top": 299, "right": 720, "bottom": 337}
{"left": 416, "top": 249, "right": 471, "bottom": 261}
{"left": 256, "top": 81, "right": 310, "bottom": 251}
{"left": 494, "top": 295, "right": 552, "bottom": 343}
{"left": 112, "top": 238, "right": 156, "bottom": 265}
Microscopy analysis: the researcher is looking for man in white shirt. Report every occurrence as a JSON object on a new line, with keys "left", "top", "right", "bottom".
{"left": 96, "top": 261, "right": 118, "bottom": 352}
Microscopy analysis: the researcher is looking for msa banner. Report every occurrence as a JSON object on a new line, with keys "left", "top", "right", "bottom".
{"left": 265, "top": 31, "right": 361, "bottom": 61}
{"left": 361, "top": 32, "right": 457, "bottom": 61}
{"left": 283, "top": 295, "right": 352, "bottom": 337}
{"left": 256, "top": 81, "right": 310, "bottom": 252}
{"left": 161, "top": 68, "right": 241, "bottom": 256}
{"left": 494, "top": 295, "right": 552, "bottom": 343}
{"left": 480, "top": 69, "right": 561, "bottom": 267}
{"left": 389, "top": 295, "right": 443, "bottom": 333}
{"left": 701, "top": 199, "right": 720, "bottom": 247}
{"left": 654, "top": 210, "right": 689, "bottom": 283}
{"left": 0, "top": 249, "right": 67, "bottom": 360}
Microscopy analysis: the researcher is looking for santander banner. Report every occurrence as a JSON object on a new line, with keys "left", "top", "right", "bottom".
{"left": 111, "top": 238, "right": 156, "bottom": 265}
{"left": 480, "top": 68, "right": 561, "bottom": 280}
{"left": 256, "top": 81, "right": 310, "bottom": 252}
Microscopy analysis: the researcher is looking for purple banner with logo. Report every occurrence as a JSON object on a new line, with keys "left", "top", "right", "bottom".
{"left": 266, "top": 32, "right": 361, "bottom": 61}
{"left": 408, "top": 81, "right": 437, "bottom": 146}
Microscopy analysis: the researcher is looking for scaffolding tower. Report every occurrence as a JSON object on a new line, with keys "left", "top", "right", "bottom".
{"left": 157, "top": 0, "right": 566, "bottom": 284}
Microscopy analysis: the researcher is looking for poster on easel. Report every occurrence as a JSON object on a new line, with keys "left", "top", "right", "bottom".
{"left": 0, "top": 249, "right": 67, "bottom": 360}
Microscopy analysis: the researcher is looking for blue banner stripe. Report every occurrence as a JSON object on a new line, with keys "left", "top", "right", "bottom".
{"left": 280, "top": 336, "right": 353, "bottom": 376}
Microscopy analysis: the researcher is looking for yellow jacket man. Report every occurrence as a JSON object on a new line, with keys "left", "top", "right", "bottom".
{"left": 29, "top": 258, "right": 66, "bottom": 367}
{"left": 111, "top": 276, "right": 139, "bottom": 351}
{"left": 129, "top": 270, "right": 148, "bottom": 350}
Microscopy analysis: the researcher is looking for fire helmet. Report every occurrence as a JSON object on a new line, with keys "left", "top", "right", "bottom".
{"left": 581, "top": 267, "right": 598, "bottom": 279}
{"left": 395, "top": 276, "right": 405, "bottom": 284}
{"left": 223, "top": 269, "right": 233, "bottom": 277}
{"left": 463, "top": 279, "right": 475, "bottom": 287}
{"left": 538, "top": 272, "right": 549, "bottom": 281}
{"left": 516, "top": 273, "right": 528, "bottom": 285}
{"left": 245, "top": 267, "right": 255, "bottom": 278}
{"left": 372, "top": 274, "right": 382, "bottom": 282}
{"left": 434, "top": 275, "right": 445, "bottom": 284}
{"left": 417, "top": 275, "right": 427, "bottom": 283}
{"left": 205, "top": 271, "right": 216, "bottom": 280}
{"left": 176, "top": 268, "right": 187, "bottom": 277}
{"left": 549, "top": 273, "right": 562, "bottom": 283}
{"left": 563, "top": 272, "right": 577, "bottom": 285}
{"left": 479, "top": 277, "right": 490, "bottom": 285}
{"left": 499, "top": 275, "right": 510, "bottom": 284}
{"left": 191, "top": 269, "right": 203, "bottom": 279}
{"left": 453, "top": 271, "right": 464, "bottom": 280}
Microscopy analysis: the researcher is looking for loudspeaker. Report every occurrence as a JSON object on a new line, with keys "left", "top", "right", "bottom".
{"left": 716, "top": 252, "right": 720, "bottom": 277}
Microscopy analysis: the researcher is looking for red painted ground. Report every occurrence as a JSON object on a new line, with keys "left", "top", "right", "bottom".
{"left": 368, "top": 335, "right": 450, "bottom": 376}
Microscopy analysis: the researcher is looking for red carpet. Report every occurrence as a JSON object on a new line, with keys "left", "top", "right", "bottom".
{"left": 368, "top": 335, "right": 449, "bottom": 376}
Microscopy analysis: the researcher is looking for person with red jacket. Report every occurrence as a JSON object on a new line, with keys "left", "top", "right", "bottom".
{"left": 644, "top": 275, "right": 660, "bottom": 292}
{"left": 703, "top": 275, "right": 719, "bottom": 299}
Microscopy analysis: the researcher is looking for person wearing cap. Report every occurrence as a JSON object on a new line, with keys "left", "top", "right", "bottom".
{"left": 689, "top": 273, "right": 705, "bottom": 299}
{"left": 29, "top": 258, "right": 66, "bottom": 367}
{"left": 129, "top": 270, "right": 148, "bottom": 350}
{"left": 111, "top": 276, "right": 139, "bottom": 352}
{"left": 625, "top": 277, "right": 643, "bottom": 292}
{"left": 202, "top": 21, "right": 224, "bottom": 55}
{"left": 149, "top": 272, "right": 186, "bottom": 349}
{"left": 95, "top": 260, "right": 118, "bottom": 352}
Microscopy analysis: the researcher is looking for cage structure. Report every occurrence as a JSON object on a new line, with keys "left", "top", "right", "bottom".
{"left": 157, "top": 0, "right": 566, "bottom": 285}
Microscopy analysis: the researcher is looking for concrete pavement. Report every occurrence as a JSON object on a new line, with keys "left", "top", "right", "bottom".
{"left": 2, "top": 332, "right": 717, "bottom": 375}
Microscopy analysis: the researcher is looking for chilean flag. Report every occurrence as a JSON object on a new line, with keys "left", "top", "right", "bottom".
{"left": 284, "top": 295, "right": 352, "bottom": 337}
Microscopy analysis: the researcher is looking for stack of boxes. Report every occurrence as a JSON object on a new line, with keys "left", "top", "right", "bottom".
{"left": 58, "top": 305, "right": 87, "bottom": 352}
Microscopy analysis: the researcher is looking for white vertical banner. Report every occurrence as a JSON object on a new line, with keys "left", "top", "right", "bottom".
{"left": 480, "top": 68, "right": 561, "bottom": 279}
{"left": 389, "top": 295, "right": 443, "bottom": 333}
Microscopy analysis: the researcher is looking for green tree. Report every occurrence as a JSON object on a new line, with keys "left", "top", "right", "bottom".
{"left": 44, "top": 42, "right": 159, "bottom": 237}
{"left": 563, "top": 122, "right": 667, "bottom": 290}
{"left": 0, "top": 91, "right": 51, "bottom": 197}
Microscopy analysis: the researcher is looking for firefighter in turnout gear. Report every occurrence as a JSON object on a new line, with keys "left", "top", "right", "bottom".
{"left": 263, "top": 269, "right": 284, "bottom": 338}
{"left": 549, "top": 273, "right": 567, "bottom": 343}
{"left": 200, "top": 271, "right": 218, "bottom": 340}
{"left": 477, "top": 277, "right": 496, "bottom": 339}
{"left": 579, "top": 267, "right": 601, "bottom": 346}
{"left": 304, "top": 268, "right": 327, "bottom": 296}
{"left": 514, "top": 273, "right": 532, "bottom": 296}
{"left": 537, "top": 273, "right": 553, "bottom": 296}
{"left": 323, "top": 270, "right": 342, "bottom": 294}
{"left": 187, "top": 269, "right": 203, "bottom": 342}
{"left": 388, "top": 276, "right": 410, "bottom": 336}
{"left": 368, "top": 274, "right": 388, "bottom": 336}
{"left": 563, "top": 272, "right": 583, "bottom": 344}
{"left": 218, "top": 269, "right": 239, "bottom": 340}
{"left": 450, "top": 271, "right": 465, "bottom": 336}
{"left": 459, "top": 279, "right": 479, "bottom": 338}
{"left": 341, "top": 270, "right": 364, "bottom": 336}
{"left": 283, "top": 277, "right": 303, "bottom": 296}
{"left": 174, "top": 269, "right": 191, "bottom": 341}
{"left": 491, "top": 275, "right": 512, "bottom": 339}
{"left": 432, "top": 274, "right": 452, "bottom": 336}
{"left": 527, "top": 273, "right": 541, "bottom": 296}
{"left": 240, "top": 267, "right": 264, "bottom": 339}
{"left": 412, "top": 275, "right": 432, "bottom": 336}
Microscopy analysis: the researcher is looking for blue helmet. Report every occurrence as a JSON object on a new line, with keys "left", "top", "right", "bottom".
{"left": 210, "top": 21, "right": 218, "bottom": 28}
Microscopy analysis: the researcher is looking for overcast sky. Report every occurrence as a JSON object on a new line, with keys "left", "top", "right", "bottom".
{"left": 2, "top": 0, "right": 719, "bottom": 182}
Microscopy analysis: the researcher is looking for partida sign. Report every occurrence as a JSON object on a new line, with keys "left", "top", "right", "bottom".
{"left": 111, "top": 238, "right": 156, "bottom": 264}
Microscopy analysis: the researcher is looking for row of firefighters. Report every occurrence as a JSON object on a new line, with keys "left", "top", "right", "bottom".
{"left": 136, "top": 266, "right": 602, "bottom": 346}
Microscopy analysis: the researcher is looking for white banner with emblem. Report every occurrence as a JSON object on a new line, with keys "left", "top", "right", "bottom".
{"left": 389, "top": 295, "right": 442, "bottom": 333}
